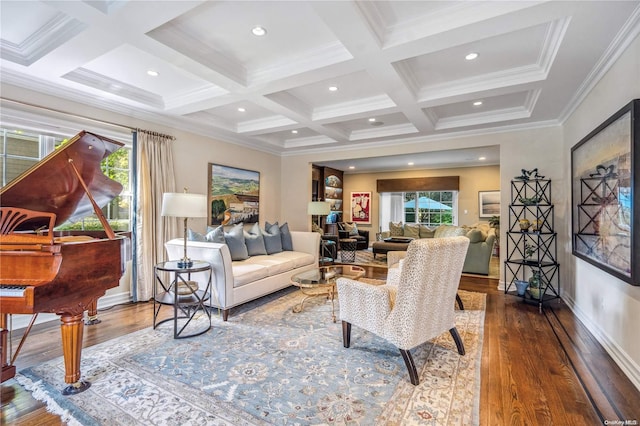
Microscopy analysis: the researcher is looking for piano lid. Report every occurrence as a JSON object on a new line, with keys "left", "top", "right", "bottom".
{"left": 0, "top": 131, "right": 124, "bottom": 231}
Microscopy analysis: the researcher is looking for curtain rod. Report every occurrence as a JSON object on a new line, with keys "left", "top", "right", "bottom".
{"left": 1, "top": 97, "right": 138, "bottom": 132}
{"left": 135, "top": 128, "right": 176, "bottom": 141}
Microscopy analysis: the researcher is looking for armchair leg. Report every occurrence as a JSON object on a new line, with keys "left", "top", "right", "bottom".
{"left": 399, "top": 349, "right": 419, "bottom": 386}
{"left": 449, "top": 327, "right": 465, "bottom": 355}
{"left": 342, "top": 321, "right": 351, "bottom": 348}
{"left": 455, "top": 293, "right": 465, "bottom": 310}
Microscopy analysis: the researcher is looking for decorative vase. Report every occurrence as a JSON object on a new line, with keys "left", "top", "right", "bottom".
{"left": 519, "top": 218, "right": 531, "bottom": 231}
{"left": 531, "top": 219, "right": 543, "bottom": 232}
{"left": 528, "top": 271, "right": 542, "bottom": 298}
{"left": 514, "top": 280, "right": 528, "bottom": 296}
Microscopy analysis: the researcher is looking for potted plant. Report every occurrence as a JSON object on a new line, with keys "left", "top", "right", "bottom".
{"left": 528, "top": 270, "right": 543, "bottom": 299}
{"left": 489, "top": 215, "right": 500, "bottom": 256}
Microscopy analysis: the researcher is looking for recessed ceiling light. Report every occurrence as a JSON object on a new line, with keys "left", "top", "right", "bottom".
{"left": 479, "top": 156, "right": 486, "bottom": 161}
{"left": 328, "top": 86, "right": 338, "bottom": 92}
{"left": 251, "top": 26, "right": 266, "bottom": 36}
{"left": 473, "top": 101, "right": 483, "bottom": 106}
{"left": 237, "top": 107, "right": 246, "bottom": 112}
{"left": 291, "top": 130, "right": 298, "bottom": 134}
{"left": 368, "top": 118, "right": 376, "bottom": 122}
{"left": 465, "top": 52, "right": 479, "bottom": 61}
{"left": 348, "top": 166, "right": 355, "bottom": 169}
{"left": 147, "top": 70, "right": 159, "bottom": 77}
{"left": 408, "top": 162, "right": 414, "bottom": 166}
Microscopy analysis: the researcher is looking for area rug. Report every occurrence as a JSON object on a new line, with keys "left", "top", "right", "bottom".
{"left": 16, "top": 288, "right": 486, "bottom": 425}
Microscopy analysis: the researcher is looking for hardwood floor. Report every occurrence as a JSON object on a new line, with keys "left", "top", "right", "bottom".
{"left": 2, "top": 275, "right": 639, "bottom": 425}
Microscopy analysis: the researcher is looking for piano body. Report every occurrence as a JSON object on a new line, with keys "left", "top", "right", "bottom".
{"left": 0, "top": 131, "right": 127, "bottom": 395}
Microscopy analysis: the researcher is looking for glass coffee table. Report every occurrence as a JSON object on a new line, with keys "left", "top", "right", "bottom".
{"left": 290, "top": 265, "right": 366, "bottom": 322}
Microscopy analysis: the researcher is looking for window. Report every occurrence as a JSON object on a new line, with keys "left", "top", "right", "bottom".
{"left": 380, "top": 190, "right": 458, "bottom": 228}
{"left": 0, "top": 128, "right": 133, "bottom": 232}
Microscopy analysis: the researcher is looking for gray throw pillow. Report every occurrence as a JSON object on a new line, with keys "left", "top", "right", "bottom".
{"left": 263, "top": 221, "right": 283, "bottom": 254}
{"left": 244, "top": 222, "right": 267, "bottom": 256}
{"left": 280, "top": 222, "right": 293, "bottom": 251}
{"left": 187, "top": 228, "right": 206, "bottom": 242}
{"left": 224, "top": 223, "right": 249, "bottom": 260}
{"left": 187, "top": 226, "right": 224, "bottom": 243}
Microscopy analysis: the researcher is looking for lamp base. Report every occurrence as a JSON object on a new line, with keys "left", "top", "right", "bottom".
{"left": 177, "top": 259, "right": 193, "bottom": 268}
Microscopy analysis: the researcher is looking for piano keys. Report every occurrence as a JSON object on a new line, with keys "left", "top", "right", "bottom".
{"left": 0, "top": 131, "right": 127, "bottom": 395}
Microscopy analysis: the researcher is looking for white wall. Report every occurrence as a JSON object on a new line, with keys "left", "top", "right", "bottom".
{"left": 562, "top": 33, "right": 640, "bottom": 389}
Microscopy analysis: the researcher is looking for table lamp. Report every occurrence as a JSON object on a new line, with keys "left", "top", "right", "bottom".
{"left": 162, "top": 190, "right": 208, "bottom": 268}
{"left": 308, "top": 201, "right": 331, "bottom": 227}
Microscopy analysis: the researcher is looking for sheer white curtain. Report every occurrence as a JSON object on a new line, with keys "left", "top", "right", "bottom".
{"left": 134, "top": 130, "right": 177, "bottom": 301}
{"left": 379, "top": 192, "right": 404, "bottom": 230}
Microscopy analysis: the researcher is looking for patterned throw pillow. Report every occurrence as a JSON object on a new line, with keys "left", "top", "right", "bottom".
{"left": 343, "top": 222, "right": 358, "bottom": 236}
{"left": 311, "top": 222, "right": 324, "bottom": 235}
{"left": 389, "top": 221, "right": 404, "bottom": 237}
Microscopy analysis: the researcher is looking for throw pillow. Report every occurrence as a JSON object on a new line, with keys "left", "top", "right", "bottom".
{"left": 224, "top": 223, "right": 249, "bottom": 260}
{"left": 244, "top": 223, "right": 267, "bottom": 256}
{"left": 343, "top": 222, "right": 358, "bottom": 236}
{"left": 187, "top": 228, "right": 206, "bottom": 242}
{"left": 389, "top": 221, "right": 404, "bottom": 236}
{"left": 403, "top": 223, "right": 420, "bottom": 238}
{"left": 419, "top": 225, "right": 436, "bottom": 238}
{"left": 280, "top": 222, "right": 294, "bottom": 251}
{"left": 263, "top": 221, "right": 283, "bottom": 254}
{"left": 311, "top": 222, "right": 324, "bottom": 235}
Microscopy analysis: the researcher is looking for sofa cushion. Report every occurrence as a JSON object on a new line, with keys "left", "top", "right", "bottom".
{"left": 269, "top": 250, "right": 316, "bottom": 268}
{"left": 263, "top": 221, "right": 283, "bottom": 254}
{"left": 224, "top": 223, "right": 249, "bottom": 261}
{"left": 243, "top": 255, "right": 295, "bottom": 275}
{"left": 419, "top": 225, "right": 436, "bottom": 238}
{"left": 466, "top": 228, "right": 487, "bottom": 243}
{"left": 389, "top": 221, "right": 404, "bottom": 237}
{"left": 403, "top": 223, "right": 420, "bottom": 238}
{"left": 231, "top": 262, "right": 269, "bottom": 287}
{"left": 280, "top": 222, "right": 294, "bottom": 251}
{"left": 244, "top": 223, "right": 267, "bottom": 256}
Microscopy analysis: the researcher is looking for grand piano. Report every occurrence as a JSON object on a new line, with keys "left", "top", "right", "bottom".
{"left": 0, "top": 130, "right": 127, "bottom": 395}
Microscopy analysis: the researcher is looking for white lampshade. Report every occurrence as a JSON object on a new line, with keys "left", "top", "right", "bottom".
{"left": 161, "top": 192, "right": 207, "bottom": 218}
{"left": 307, "top": 201, "right": 331, "bottom": 216}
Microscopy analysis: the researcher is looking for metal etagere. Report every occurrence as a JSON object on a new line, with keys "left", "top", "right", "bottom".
{"left": 504, "top": 177, "right": 560, "bottom": 312}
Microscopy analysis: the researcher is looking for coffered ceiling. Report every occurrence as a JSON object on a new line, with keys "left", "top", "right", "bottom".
{"left": 1, "top": 1, "right": 639, "bottom": 164}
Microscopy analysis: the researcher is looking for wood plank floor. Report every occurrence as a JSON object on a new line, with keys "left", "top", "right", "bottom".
{"left": 2, "top": 275, "right": 639, "bottom": 425}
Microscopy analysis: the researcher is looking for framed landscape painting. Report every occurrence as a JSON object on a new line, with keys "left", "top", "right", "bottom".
{"left": 571, "top": 99, "right": 639, "bottom": 285}
{"left": 351, "top": 192, "right": 371, "bottom": 224}
{"left": 208, "top": 164, "right": 260, "bottom": 226}
{"left": 478, "top": 190, "right": 500, "bottom": 218}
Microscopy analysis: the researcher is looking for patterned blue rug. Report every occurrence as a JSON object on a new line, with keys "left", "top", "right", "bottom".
{"left": 16, "top": 288, "right": 485, "bottom": 425}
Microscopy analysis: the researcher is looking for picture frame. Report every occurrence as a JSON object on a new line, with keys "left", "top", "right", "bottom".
{"left": 350, "top": 192, "right": 371, "bottom": 224}
{"left": 571, "top": 99, "right": 639, "bottom": 286}
{"left": 208, "top": 163, "right": 260, "bottom": 226}
{"left": 478, "top": 190, "right": 500, "bottom": 218}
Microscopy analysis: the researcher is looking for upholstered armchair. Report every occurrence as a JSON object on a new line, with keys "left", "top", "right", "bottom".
{"left": 336, "top": 237, "right": 470, "bottom": 385}
{"left": 387, "top": 249, "right": 465, "bottom": 310}
{"left": 337, "top": 222, "right": 369, "bottom": 250}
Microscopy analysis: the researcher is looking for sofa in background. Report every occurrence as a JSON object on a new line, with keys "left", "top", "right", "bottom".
{"left": 165, "top": 224, "right": 319, "bottom": 321}
{"left": 379, "top": 222, "right": 496, "bottom": 275}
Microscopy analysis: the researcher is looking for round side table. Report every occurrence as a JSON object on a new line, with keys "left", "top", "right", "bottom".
{"left": 153, "top": 260, "right": 212, "bottom": 339}
{"left": 339, "top": 238, "right": 357, "bottom": 263}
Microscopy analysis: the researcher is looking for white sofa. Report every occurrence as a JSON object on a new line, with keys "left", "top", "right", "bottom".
{"left": 165, "top": 231, "right": 319, "bottom": 321}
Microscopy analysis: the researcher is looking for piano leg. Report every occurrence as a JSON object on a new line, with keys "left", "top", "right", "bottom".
{"left": 85, "top": 299, "right": 101, "bottom": 325}
{"left": 1, "top": 314, "right": 17, "bottom": 382}
{"left": 60, "top": 313, "right": 90, "bottom": 395}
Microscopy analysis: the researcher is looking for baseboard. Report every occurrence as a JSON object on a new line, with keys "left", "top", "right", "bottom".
{"left": 9, "top": 292, "right": 133, "bottom": 331}
{"left": 562, "top": 293, "right": 640, "bottom": 392}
